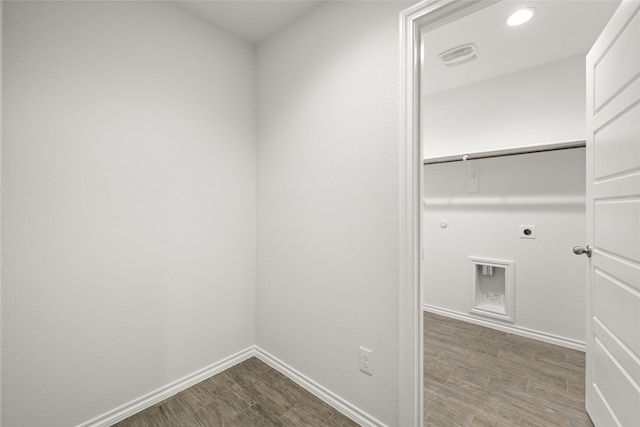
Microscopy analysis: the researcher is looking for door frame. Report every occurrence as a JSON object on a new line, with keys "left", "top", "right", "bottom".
{"left": 399, "top": 1, "right": 499, "bottom": 425}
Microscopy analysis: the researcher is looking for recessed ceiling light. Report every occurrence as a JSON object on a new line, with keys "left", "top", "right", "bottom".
{"left": 506, "top": 8, "right": 536, "bottom": 27}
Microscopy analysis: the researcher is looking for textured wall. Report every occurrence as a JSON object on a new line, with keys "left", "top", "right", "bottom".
{"left": 1, "top": 2, "right": 256, "bottom": 425}
{"left": 421, "top": 54, "right": 588, "bottom": 345}
{"left": 422, "top": 55, "right": 586, "bottom": 159}
{"left": 256, "top": 2, "right": 413, "bottom": 425}
{"left": 423, "top": 148, "right": 587, "bottom": 345}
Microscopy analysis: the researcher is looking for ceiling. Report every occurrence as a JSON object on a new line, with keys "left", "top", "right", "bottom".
{"left": 173, "top": 0, "right": 620, "bottom": 92}
{"left": 422, "top": 0, "right": 621, "bottom": 94}
{"left": 174, "top": 1, "right": 323, "bottom": 44}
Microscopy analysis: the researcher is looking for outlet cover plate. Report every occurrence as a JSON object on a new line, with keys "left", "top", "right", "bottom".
{"left": 359, "top": 346, "right": 373, "bottom": 376}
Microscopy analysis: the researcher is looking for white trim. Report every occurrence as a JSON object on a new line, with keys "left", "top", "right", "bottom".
{"left": 75, "top": 347, "right": 255, "bottom": 427}
{"left": 255, "top": 347, "right": 388, "bottom": 427}
{"left": 399, "top": 2, "right": 499, "bottom": 425}
{"left": 75, "top": 346, "right": 385, "bottom": 427}
{"left": 0, "top": 0, "right": 4, "bottom": 421}
{"left": 399, "top": 3, "right": 426, "bottom": 426}
{"left": 424, "top": 304, "right": 586, "bottom": 351}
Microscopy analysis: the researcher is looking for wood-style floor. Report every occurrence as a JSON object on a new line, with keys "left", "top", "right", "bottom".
{"left": 115, "top": 313, "right": 592, "bottom": 426}
{"left": 113, "top": 357, "right": 358, "bottom": 427}
{"left": 424, "top": 311, "right": 594, "bottom": 427}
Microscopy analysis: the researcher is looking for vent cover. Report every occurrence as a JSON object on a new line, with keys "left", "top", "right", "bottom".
{"left": 438, "top": 44, "right": 478, "bottom": 67}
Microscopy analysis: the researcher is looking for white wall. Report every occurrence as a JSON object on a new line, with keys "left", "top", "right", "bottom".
{"left": 421, "top": 55, "right": 588, "bottom": 346}
{"left": 1, "top": 2, "right": 255, "bottom": 426}
{"left": 256, "top": 2, "right": 412, "bottom": 425}
{"left": 423, "top": 55, "right": 586, "bottom": 159}
{"left": 423, "top": 149, "right": 587, "bottom": 345}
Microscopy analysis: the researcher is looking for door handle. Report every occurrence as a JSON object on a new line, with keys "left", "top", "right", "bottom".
{"left": 573, "top": 245, "right": 593, "bottom": 257}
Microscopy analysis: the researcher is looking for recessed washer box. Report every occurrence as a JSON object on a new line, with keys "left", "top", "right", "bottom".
{"left": 469, "top": 257, "right": 515, "bottom": 323}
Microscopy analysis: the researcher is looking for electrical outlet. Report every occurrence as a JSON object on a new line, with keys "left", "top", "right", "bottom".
{"left": 519, "top": 225, "right": 536, "bottom": 239}
{"left": 359, "top": 346, "right": 373, "bottom": 376}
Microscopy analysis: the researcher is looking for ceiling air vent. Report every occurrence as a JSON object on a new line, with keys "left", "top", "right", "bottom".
{"left": 438, "top": 44, "right": 478, "bottom": 67}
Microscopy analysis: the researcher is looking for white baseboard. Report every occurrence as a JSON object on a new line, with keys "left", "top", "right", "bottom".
{"left": 255, "top": 347, "right": 388, "bottom": 427}
{"left": 76, "top": 345, "right": 385, "bottom": 427}
{"left": 76, "top": 346, "right": 255, "bottom": 427}
{"left": 423, "top": 304, "right": 586, "bottom": 351}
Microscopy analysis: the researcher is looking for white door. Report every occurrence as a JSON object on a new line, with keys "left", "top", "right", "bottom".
{"left": 584, "top": 1, "right": 640, "bottom": 425}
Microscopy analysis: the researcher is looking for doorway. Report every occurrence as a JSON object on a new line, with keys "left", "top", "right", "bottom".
{"left": 400, "top": 2, "right": 617, "bottom": 425}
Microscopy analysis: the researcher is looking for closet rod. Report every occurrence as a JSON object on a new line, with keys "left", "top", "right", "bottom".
{"left": 423, "top": 140, "right": 586, "bottom": 165}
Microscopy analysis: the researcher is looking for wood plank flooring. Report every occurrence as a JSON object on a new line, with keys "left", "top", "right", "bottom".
{"left": 113, "top": 357, "right": 358, "bottom": 427}
{"left": 114, "top": 314, "right": 591, "bottom": 426}
{"left": 424, "top": 311, "right": 594, "bottom": 427}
